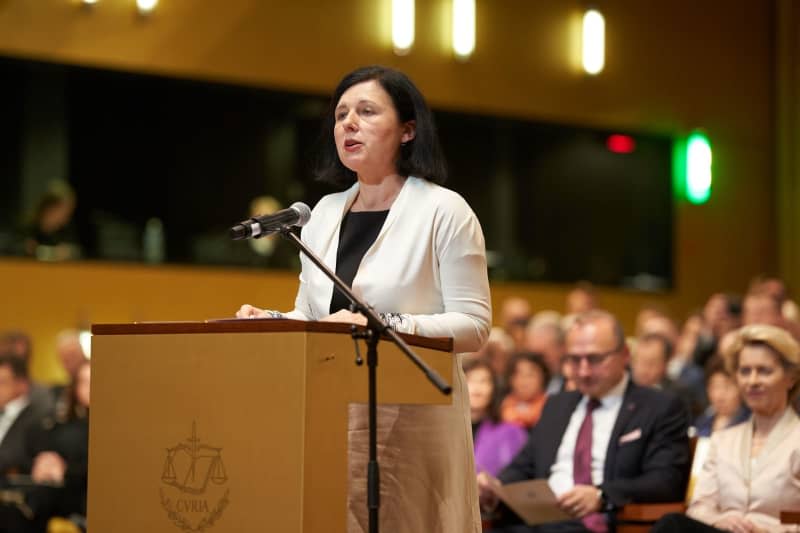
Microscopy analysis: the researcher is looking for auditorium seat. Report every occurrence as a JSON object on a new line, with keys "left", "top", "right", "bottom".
{"left": 615, "top": 436, "right": 700, "bottom": 533}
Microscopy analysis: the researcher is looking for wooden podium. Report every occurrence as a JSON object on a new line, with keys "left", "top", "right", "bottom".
{"left": 87, "top": 319, "right": 453, "bottom": 533}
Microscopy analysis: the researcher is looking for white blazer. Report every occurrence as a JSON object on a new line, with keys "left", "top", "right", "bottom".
{"left": 687, "top": 406, "right": 800, "bottom": 532}
{"left": 285, "top": 176, "right": 491, "bottom": 354}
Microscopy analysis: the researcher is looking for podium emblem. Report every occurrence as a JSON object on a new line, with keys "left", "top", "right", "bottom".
{"left": 159, "top": 422, "right": 230, "bottom": 532}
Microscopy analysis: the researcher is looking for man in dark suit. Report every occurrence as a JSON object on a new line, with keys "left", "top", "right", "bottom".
{"left": 479, "top": 310, "right": 691, "bottom": 533}
{"left": 631, "top": 332, "right": 704, "bottom": 417}
{"left": 0, "top": 354, "right": 47, "bottom": 476}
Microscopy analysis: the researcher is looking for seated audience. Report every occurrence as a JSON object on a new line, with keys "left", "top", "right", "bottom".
{"left": 560, "top": 355, "right": 578, "bottom": 392}
{"left": 23, "top": 180, "right": 81, "bottom": 262}
{"left": 0, "top": 354, "right": 47, "bottom": 476}
{"left": 501, "top": 297, "right": 532, "bottom": 350}
{"left": 475, "top": 327, "right": 516, "bottom": 390}
{"left": 49, "top": 330, "right": 89, "bottom": 420}
{"left": 744, "top": 284, "right": 800, "bottom": 341}
{"left": 0, "top": 331, "right": 54, "bottom": 415}
{"left": 631, "top": 333, "right": 700, "bottom": 416}
{"left": 636, "top": 309, "right": 679, "bottom": 346}
{"left": 479, "top": 310, "right": 691, "bottom": 533}
{"left": 631, "top": 333, "right": 674, "bottom": 389}
{"left": 743, "top": 290, "right": 785, "bottom": 328}
{"left": 54, "top": 330, "right": 87, "bottom": 382}
{"left": 565, "top": 283, "right": 598, "bottom": 315}
{"left": 692, "top": 357, "right": 749, "bottom": 437}
{"left": 500, "top": 352, "right": 550, "bottom": 429}
{"left": 523, "top": 318, "right": 566, "bottom": 394}
{"left": 465, "top": 358, "right": 528, "bottom": 477}
{"left": 652, "top": 324, "right": 800, "bottom": 533}
{"left": 0, "top": 361, "right": 90, "bottom": 533}
{"left": 668, "top": 313, "right": 708, "bottom": 409}
{"left": 25, "top": 360, "right": 91, "bottom": 532}
{"left": 693, "top": 293, "right": 741, "bottom": 369}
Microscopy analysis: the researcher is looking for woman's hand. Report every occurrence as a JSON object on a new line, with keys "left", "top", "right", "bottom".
{"left": 236, "top": 304, "right": 268, "bottom": 319}
{"left": 320, "top": 309, "right": 367, "bottom": 326}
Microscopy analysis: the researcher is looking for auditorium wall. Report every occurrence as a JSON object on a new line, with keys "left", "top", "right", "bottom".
{"left": 0, "top": 0, "right": 779, "bottom": 382}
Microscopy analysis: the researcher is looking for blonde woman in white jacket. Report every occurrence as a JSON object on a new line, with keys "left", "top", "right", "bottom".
{"left": 652, "top": 324, "right": 800, "bottom": 533}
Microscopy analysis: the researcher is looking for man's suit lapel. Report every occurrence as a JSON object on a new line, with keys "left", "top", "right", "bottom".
{"left": 0, "top": 404, "right": 30, "bottom": 448}
{"left": 603, "top": 381, "right": 640, "bottom": 480}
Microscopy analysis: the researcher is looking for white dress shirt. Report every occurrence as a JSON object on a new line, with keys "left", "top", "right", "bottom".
{"left": 0, "top": 395, "right": 30, "bottom": 444}
{"left": 548, "top": 373, "right": 630, "bottom": 496}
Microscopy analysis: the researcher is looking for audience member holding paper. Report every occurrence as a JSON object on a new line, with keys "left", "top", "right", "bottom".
{"left": 478, "top": 310, "right": 691, "bottom": 533}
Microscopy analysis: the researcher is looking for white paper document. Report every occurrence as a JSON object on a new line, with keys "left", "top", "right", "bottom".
{"left": 494, "top": 479, "right": 572, "bottom": 526}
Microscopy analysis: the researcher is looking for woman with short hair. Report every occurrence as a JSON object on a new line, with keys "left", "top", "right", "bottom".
{"left": 653, "top": 324, "right": 800, "bottom": 533}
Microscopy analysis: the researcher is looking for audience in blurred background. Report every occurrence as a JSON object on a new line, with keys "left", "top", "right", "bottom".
{"left": 3, "top": 271, "right": 800, "bottom": 532}
{"left": 500, "top": 297, "right": 532, "bottom": 351}
{"left": 464, "top": 358, "right": 528, "bottom": 477}
{"left": 22, "top": 181, "right": 81, "bottom": 262}
{"left": 0, "top": 330, "right": 89, "bottom": 533}
{"left": 499, "top": 352, "right": 550, "bottom": 430}
{"left": 692, "top": 356, "right": 749, "bottom": 437}
{"left": 464, "top": 276, "right": 800, "bottom": 531}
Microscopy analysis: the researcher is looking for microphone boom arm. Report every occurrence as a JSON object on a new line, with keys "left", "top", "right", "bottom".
{"left": 277, "top": 226, "right": 452, "bottom": 394}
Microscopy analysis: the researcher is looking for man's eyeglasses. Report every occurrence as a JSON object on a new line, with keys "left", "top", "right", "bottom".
{"left": 563, "top": 348, "right": 619, "bottom": 367}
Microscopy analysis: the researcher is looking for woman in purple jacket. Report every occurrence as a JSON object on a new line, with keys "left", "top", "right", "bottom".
{"left": 464, "top": 357, "right": 529, "bottom": 476}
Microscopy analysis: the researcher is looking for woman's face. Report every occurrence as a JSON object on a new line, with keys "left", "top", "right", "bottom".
{"left": 75, "top": 363, "right": 91, "bottom": 408}
{"left": 707, "top": 371, "right": 741, "bottom": 418}
{"left": 736, "top": 345, "right": 794, "bottom": 417}
{"left": 510, "top": 360, "right": 545, "bottom": 401}
{"left": 466, "top": 366, "right": 494, "bottom": 414}
{"left": 333, "top": 80, "right": 414, "bottom": 180}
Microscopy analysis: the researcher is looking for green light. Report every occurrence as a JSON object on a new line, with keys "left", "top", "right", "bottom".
{"left": 685, "top": 132, "right": 712, "bottom": 204}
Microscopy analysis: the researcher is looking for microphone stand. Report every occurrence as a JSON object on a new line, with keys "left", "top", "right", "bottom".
{"left": 278, "top": 226, "right": 451, "bottom": 533}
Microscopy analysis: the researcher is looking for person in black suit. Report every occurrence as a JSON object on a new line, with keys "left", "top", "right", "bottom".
{"left": 478, "top": 310, "right": 691, "bottom": 533}
{"left": 0, "top": 354, "right": 47, "bottom": 476}
{"left": 0, "top": 354, "right": 49, "bottom": 533}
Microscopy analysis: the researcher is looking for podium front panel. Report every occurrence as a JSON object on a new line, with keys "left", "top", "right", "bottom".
{"left": 88, "top": 331, "right": 309, "bottom": 533}
{"left": 88, "top": 324, "right": 454, "bottom": 533}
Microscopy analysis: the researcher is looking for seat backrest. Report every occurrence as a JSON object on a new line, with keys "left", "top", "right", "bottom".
{"left": 685, "top": 436, "right": 709, "bottom": 503}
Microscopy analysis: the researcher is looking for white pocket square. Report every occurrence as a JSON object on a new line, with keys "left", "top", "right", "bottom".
{"left": 618, "top": 428, "right": 642, "bottom": 444}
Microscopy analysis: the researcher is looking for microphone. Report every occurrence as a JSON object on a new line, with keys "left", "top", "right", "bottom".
{"left": 229, "top": 202, "right": 312, "bottom": 240}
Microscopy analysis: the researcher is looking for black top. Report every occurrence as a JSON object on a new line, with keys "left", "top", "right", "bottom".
{"left": 329, "top": 210, "right": 389, "bottom": 314}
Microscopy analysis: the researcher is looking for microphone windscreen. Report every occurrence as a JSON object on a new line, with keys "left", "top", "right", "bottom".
{"left": 290, "top": 202, "right": 312, "bottom": 227}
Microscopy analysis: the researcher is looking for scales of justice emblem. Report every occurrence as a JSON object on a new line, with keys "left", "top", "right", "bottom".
{"left": 159, "top": 422, "right": 230, "bottom": 532}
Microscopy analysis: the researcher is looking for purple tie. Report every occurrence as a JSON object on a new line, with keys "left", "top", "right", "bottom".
{"left": 573, "top": 397, "right": 600, "bottom": 485}
{"left": 573, "top": 398, "right": 606, "bottom": 532}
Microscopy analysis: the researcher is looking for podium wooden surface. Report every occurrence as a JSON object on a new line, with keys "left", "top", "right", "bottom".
{"left": 87, "top": 319, "right": 454, "bottom": 533}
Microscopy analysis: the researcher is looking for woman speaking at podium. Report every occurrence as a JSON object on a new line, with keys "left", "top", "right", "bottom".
{"left": 237, "top": 65, "right": 491, "bottom": 532}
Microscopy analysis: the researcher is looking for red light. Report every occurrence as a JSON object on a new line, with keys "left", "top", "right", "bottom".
{"left": 606, "top": 134, "right": 636, "bottom": 154}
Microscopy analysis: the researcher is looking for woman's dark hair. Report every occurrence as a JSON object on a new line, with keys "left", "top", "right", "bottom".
{"left": 56, "top": 360, "right": 90, "bottom": 423}
{"left": 703, "top": 355, "right": 732, "bottom": 388}
{"left": 314, "top": 65, "right": 447, "bottom": 186}
{"left": 505, "top": 352, "right": 551, "bottom": 395}
{"left": 462, "top": 357, "right": 502, "bottom": 423}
